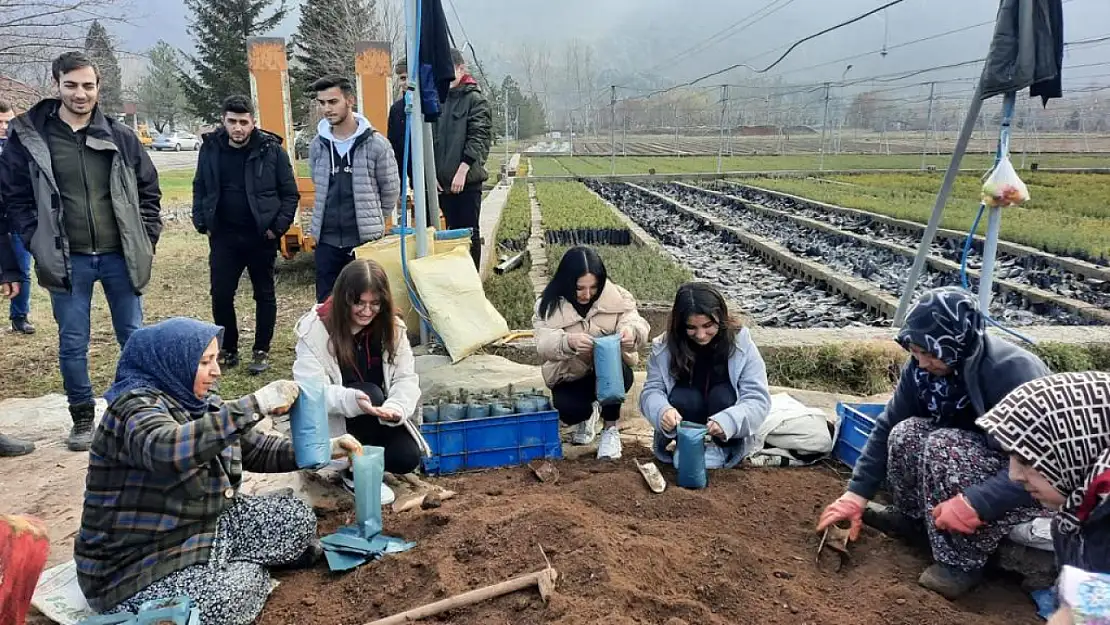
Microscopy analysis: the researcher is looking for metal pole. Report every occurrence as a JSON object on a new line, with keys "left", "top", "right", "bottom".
{"left": 622, "top": 115, "right": 628, "bottom": 156}
{"left": 404, "top": 0, "right": 429, "bottom": 344}
{"left": 504, "top": 96, "right": 509, "bottom": 173}
{"left": 819, "top": 82, "right": 830, "bottom": 171}
{"left": 894, "top": 85, "right": 985, "bottom": 325}
{"left": 978, "top": 92, "right": 1016, "bottom": 313}
{"left": 717, "top": 84, "right": 727, "bottom": 173}
{"left": 609, "top": 85, "right": 616, "bottom": 175}
{"left": 674, "top": 103, "right": 680, "bottom": 155}
{"left": 921, "top": 82, "right": 935, "bottom": 170}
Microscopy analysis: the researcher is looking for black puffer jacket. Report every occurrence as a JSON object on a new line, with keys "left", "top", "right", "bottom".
{"left": 192, "top": 128, "right": 299, "bottom": 237}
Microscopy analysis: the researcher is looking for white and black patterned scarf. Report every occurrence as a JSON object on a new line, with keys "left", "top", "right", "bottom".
{"left": 977, "top": 371, "right": 1110, "bottom": 534}
{"left": 897, "top": 287, "right": 985, "bottom": 422}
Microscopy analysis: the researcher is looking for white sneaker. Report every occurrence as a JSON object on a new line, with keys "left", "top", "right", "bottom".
{"left": 597, "top": 426, "right": 622, "bottom": 460}
{"left": 572, "top": 405, "right": 600, "bottom": 445}
{"left": 341, "top": 471, "right": 397, "bottom": 505}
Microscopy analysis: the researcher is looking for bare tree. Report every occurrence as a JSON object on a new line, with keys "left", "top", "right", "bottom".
{"left": 0, "top": 0, "right": 130, "bottom": 82}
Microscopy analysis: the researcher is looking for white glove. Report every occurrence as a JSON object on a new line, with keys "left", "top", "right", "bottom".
{"left": 252, "top": 380, "right": 300, "bottom": 416}
{"left": 330, "top": 434, "right": 363, "bottom": 459}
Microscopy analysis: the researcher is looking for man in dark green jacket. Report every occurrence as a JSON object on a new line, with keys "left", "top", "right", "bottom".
{"left": 0, "top": 52, "right": 162, "bottom": 452}
{"left": 432, "top": 48, "right": 492, "bottom": 269}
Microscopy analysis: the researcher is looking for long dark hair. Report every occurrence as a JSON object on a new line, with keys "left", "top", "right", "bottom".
{"left": 538, "top": 246, "right": 608, "bottom": 319}
{"left": 324, "top": 259, "right": 398, "bottom": 370}
{"left": 666, "top": 282, "right": 740, "bottom": 380}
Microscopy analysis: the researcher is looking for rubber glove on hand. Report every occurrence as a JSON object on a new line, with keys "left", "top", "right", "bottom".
{"left": 816, "top": 492, "right": 867, "bottom": 541}
{"left": 330, "top": 434, "right": 363, "bottom": 459}
{"left": 931, "top": 494, "right": 984, "bottom": 535}
{"left": 252, "top": 380, "right": 300, "bottom": 416}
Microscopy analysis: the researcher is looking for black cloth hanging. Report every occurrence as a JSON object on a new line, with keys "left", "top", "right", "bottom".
{"left": 419, "top": 0, "right": 455, "bottom": 121}
{"left": 979, "top": 0, "right": 1064, "bottom": 106}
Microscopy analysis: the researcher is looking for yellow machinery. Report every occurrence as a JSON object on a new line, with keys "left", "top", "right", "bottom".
{"left": 247, "top": 37, "right": 412, "bottom": 260}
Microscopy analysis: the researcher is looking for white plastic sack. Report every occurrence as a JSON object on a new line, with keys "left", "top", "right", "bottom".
{"left": 747, "top": 393, "right": 837, "bottom": 467}
{"left": 31, "top": 560, "right": 94, "bottom": 625}
{"left": 407, "top": 245, "right": 510, "bottom": 362}
{"left": 982, "top": 156, "right": 1030, "bottom": 207}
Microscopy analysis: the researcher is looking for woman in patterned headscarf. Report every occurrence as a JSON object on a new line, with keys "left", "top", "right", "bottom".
{"left": 978, "top": 371, "right": 1110, "bottom": 623}
{"left": 816, "top": 287, "right": 1050, "bottom": 599}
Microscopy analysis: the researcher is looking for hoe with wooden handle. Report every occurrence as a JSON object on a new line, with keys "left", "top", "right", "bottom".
{"left": 365, "top": 548, "right": 558, "bottom": 625}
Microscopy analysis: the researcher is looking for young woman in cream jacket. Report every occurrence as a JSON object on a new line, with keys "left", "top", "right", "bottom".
{"left": 293, "top": 259, "right": 429, "bottom": 483}
{"left": 533, "top": 246, "right": 650, "bottom": 460}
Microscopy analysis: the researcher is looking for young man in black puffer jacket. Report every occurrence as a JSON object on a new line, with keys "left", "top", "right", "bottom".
{"left": 192, "top": 95, "right": 299, "bottom": 375}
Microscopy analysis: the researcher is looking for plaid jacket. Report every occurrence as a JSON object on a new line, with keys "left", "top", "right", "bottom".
{"left": 75, "top": 388, "right": 297, "bottom": 611}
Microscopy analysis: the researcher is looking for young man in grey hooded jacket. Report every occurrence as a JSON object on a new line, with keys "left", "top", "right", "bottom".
{"left": 308, "top": 75, "right": 400, "bottom": 302}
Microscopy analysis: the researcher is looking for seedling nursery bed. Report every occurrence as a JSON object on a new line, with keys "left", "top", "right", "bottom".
{"left": 259, "top": 449, "right": 1038, "bottom": 625}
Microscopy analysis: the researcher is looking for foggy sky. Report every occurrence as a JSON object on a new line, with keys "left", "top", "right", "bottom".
{"left": 116, "top": 0, "right": 1109, "bottom": 91}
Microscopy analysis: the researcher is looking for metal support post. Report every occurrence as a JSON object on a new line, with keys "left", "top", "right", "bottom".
{"left": 921, "top": 82, "right": 935, "bottom": 170}
{"left": 977, "top": 91, "right": 1017, "bottom": 314}
{"left": 673, "top": 104, "right": 680, "bottom": 155}
{"left": 895, "top": 85, "right": 985, "bottom": 325}
{"left": 609, "top": 85, "right": 617, "bottom": 175}
{"left": 819, "top": 82, "right": 830, "bottom": 171}
{"left": 717, "top": 84, "right": 728, "bottom": 173}
{"left": 404, "top": 0, "right": 429, "bottom": 343}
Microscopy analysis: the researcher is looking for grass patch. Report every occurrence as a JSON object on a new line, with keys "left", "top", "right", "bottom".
{"left": 747, "top": 172, "right": 1110, "bottom": 262}
{"left": 534, "top": 181, "right": 627, "bottom": 231}
{"left": 762, "top": 342, "right": 906, "bottom": 396}
{"left": 482, "top": 181, "right": 536, "bottom": 330}
{"left": 0, "top": 225, "right": 319, "bottom": 401}
{"left": 159, "top": 170, "right": 194, "bottom": 207}
{"left": 547, "top": 243, "right": 690, "bottom": 304}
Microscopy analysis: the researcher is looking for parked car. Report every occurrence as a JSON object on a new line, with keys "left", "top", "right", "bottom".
{"left": 152, "top": 131, "right": 200, "bottom": 151}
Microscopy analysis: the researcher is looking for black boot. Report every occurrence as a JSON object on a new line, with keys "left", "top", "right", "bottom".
{"left": 272, "top": 538, "right": 324, "bottom": 571}
{"left": 67, "top": 403, "right": 96, "bottom": 452}
{"left": 863, "top": 502, "right": 928, "bottom": 547}
{"left": 0, "top": 432, "right": 35, "bottom": 457}
{"left": 918, "top": 563, "right": 983, "bottom": 599}
{"left": 11, "top": 317, "right": 35, "bottom": 335}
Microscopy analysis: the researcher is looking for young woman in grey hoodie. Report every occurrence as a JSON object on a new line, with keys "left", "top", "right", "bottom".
{"left": 639, "top": 282, "right": 771, "bottom": 470}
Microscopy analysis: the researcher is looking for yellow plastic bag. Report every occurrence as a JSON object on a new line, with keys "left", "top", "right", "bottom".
{"left": 353, "top": 229, "right": 470, "bottom": 336}
{"left": 407, "top": 245, "right": 510, "bottom": 362}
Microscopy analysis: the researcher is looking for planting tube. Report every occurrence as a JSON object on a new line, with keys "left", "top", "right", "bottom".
{"left": 513, "top": 394, "right": 540, "bottom": 414}
{"left": 675, "top": 422, "right": 709, "bottom": 490}
{"left": 422, "top": 402, "right": 440, "bottom": 423}
{"left": 490, "top": 401, "right": 515, "bottom": 417}
{"left": 440, "top": 400, "right": 466, "bottom": 422}
{"left": 354, "top": 445, "right": 385, "bottom": 538}
{"left": 528, "top": 392, "right": 552, "bottom": 411}
{"left": 466, "top": 401, "right": 491, "bottom": 420}
{"left": 289, "top": 380, "right": 331, "bottom": 470}
{"left": 593, "top": 334, "right": 626, "bottom": 406}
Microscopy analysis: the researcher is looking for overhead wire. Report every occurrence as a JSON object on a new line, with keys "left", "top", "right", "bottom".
{"left": 644, "top": 0, "right": 798, "bottom": 73}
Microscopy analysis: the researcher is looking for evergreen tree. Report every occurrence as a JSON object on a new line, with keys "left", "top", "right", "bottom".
{"left": 179, "top": 0, "right": 288, "bottom": 123}
{"left": 291, "top": 0, "right": 384, "bottom": 122}
{"left": 492, "top": 75, "right": 547, "bottom": 142}
{"left": 84, "top": 20, "right": 123, "bottom": 116}
{"left": 137, "top": 41, "right": 190, "bottom": 133}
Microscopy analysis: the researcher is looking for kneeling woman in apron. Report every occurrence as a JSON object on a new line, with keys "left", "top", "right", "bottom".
{"left": 639, "top": 282, "right": 771, "bottom": 470}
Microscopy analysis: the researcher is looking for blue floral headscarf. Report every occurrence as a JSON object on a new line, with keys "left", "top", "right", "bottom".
{"left": 104, "top": 317, "right": 223, "bottom": 414}
{"left": 896, "top": 287, "right": 986, "bottom": 422}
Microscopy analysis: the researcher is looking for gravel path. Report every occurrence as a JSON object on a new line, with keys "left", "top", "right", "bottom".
{"left": 649, "top": 183, "right": 1085, "bottom": 327}
{"left": 587, "top": 181, "right": 887, "bottom": 329}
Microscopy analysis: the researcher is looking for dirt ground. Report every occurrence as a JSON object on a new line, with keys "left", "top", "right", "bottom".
{"left": 259, "top": 448, "right": 1040, "bottom": 625}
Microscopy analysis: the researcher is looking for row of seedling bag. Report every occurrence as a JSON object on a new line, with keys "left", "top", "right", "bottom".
{"left": 422, "top": 385, "right": 554, "bottom": 423}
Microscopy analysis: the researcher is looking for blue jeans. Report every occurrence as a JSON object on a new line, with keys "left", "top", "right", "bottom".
{"left": 50, "top": 253, "right": 143, "bottom": 406}
{"left": 9, "top": 232, "right": 31, "bottom": 320}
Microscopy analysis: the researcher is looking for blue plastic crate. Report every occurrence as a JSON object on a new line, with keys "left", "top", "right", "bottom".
{"left": 833, "top": 402, "right": 884, "bottom": 468}
{"left": 420, "top": 409, "right": 563, "bottom": 475}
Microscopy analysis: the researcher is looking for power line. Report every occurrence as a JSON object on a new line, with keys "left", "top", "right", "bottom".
{"left": 639, "top": 0, "right": 909, "bottom": 98}
{"left": 645, "top": 0, "right": 798, "bottom": 73}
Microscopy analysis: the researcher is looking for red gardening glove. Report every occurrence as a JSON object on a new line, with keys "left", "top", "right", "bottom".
{"left": 931, "top": 494, "right": 984, "bottom": 535}
{"left": 816, "top": 492, "right": 866, "bottom": 541}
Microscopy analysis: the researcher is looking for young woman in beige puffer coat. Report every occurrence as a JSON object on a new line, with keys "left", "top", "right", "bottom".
{"left": 532, "top": 246, "right": 649, "bottom": 460}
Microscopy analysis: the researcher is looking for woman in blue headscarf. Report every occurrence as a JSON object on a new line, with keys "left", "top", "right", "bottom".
{"left": 74, "top": 317, "right": 361, "bottom": 625}
{"left": 816, "top": 287, "right": 1050, "bottom": 600}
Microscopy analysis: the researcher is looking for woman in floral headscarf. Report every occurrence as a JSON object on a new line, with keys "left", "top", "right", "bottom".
{"left": 977, "top": 371, "right": 1110, "bottom": 622}
{"left": 816, "top": 287, "right": 1050, "bottom": 599}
